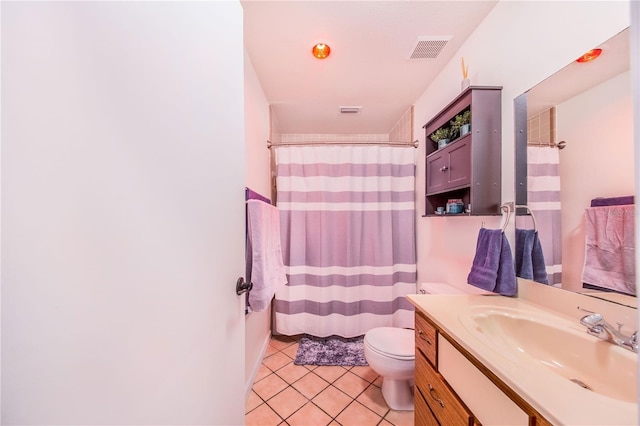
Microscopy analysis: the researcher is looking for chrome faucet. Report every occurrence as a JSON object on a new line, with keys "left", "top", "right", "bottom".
{"left": 579, "top": 312, "right": 638, "bottom": 353}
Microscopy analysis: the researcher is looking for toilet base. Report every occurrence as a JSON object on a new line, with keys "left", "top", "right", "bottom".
{"left": 381, "top": 378, "right": 414, "bottom": 411}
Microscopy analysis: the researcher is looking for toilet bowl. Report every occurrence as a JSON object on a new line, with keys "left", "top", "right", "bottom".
{"left": 364, "top": 282, "right": 470, "bottom": 411}
{"left": 364, "top": 327, "right": 415, "bottom": 411}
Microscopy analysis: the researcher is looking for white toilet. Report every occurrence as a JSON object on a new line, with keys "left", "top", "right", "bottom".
{"left": 364, "top": 282, "right": 468, "bottom": 411}
{"left": 364, "top": 327, "right": 415, "bottom": 411}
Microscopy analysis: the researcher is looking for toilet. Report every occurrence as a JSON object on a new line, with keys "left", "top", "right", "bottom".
{"left": 364, "top": 282, "right": 468, "bottom": 411}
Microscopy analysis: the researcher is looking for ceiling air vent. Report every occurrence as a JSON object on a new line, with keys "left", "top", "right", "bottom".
{"left": 409, "top": 36, "right": 451, "bottom": 59}
{"left": 339, "top": 106, "right": 362, "bottom": 114}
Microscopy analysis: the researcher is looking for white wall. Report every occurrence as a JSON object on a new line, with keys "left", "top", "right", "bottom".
{"left": 1, "top": 2, "right": 246, "bottom": 424}
{"left": 243, "top": 51, "right": 273, "bottom": 399}
{"left": 557, "top": 71, "right": 634, "bottom": 292}
{"left": 414, "top": 1, "right": 630, "bottom": 289}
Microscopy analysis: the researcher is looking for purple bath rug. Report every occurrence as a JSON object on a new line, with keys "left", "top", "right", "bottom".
{"left": 294, "top": 334, "right": 368, "bottom": 366}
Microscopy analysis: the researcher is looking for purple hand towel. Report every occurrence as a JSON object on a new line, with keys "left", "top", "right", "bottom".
{"left": 467, "top": 228, "right": 517, "bottom": 296}
{"left": 515, "top": 229, "right": 549, "bottom": 285}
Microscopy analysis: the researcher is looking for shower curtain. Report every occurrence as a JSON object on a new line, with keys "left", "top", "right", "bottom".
{"left": 273, "top": 145, "right": 417, "bottom": 338}
{"left": 522, "top": 146, "right": 562, "bottom": 285}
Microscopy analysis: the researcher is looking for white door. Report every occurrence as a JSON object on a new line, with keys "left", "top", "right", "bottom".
{"left": 1, "top": 2, "right": 246, "bottom": 424}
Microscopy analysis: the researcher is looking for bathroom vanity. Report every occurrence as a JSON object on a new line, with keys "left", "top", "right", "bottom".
{"left": 408, "top": 293, "right": 638, "bottom": 425}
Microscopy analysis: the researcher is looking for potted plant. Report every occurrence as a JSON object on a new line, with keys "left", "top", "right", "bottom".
{"left": 429, "top": 127, "right": 453, "bottom": 149}
{"left": 450, "top": 110, "right": 471, "bottom": 138}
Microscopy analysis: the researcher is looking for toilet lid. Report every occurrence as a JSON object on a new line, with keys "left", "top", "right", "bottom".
{"left": 364, "top": 327, "right": 414, "bottom": 360}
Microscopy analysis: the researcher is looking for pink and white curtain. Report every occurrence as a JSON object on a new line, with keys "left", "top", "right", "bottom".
{"left": 274, "top": 145, "right": 416, "bottom": 338}
{"left": 522, "top": 146, "right": 562, "bottom": 285}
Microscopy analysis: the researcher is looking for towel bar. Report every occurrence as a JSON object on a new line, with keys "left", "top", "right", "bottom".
{"left": 236, "top": 277, "right": 253, "bottom": 295}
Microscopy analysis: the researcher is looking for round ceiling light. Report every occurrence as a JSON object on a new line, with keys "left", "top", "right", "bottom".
{"left": 576, "top": 48, "right": 602, "bottom": 63}
{"left": 312, "top": 43, "right": 331, "bottom": 59}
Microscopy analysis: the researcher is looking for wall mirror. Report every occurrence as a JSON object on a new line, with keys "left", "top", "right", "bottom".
{"left": 514, "top": 27, "right": 635, "bottom": 308}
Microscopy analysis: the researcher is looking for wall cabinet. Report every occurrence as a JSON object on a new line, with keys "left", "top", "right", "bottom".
{"left": 423, "top": 86, "right": 502, "bottom": 216}
{"left": 414, "top": 311, "right": 552, "bottom": 426}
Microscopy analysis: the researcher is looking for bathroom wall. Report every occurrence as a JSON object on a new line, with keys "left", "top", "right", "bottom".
{"left": 556, "top": 71, "right": 634, "bottom": 292}
{"left": 243, "top": 50, "right": 274, "bottom": 400}
{"left": 414, "top": 1, "right": 630, "bottom": 290}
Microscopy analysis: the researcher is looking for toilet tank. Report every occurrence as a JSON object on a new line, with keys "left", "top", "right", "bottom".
{"left": 418, "top": 282, "right": 466, "bottom": 295}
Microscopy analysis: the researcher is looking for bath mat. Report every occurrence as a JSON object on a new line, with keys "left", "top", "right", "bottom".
{"left": 294, "top": 335, "right": 368, "bottom": 366}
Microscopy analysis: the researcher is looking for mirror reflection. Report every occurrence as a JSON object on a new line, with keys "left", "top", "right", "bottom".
{"left": 515, "top": 27, "right": 635, "bottom": 307}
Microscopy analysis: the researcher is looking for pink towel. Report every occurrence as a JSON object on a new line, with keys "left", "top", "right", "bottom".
{"left": 246, "top": 200, "right": 288, "bottom": 311}
{"left": 582, "top": 205, "right": 635, "bottom": 295}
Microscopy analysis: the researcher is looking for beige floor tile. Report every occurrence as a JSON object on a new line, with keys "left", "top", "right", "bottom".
{"left": 379, "top": 420, "right": 393, "bottom": 426}
{"left": 286, "top": 401, "right": 333, "bottom": 426}
{"left": 254, "top": 363, "right": 273, "bottom": 382}
{"left": 245, "top": 402, "right": 283, "bottom": 426}
{"left": 335, "top": 400, "right": 382, "bottom": 426}
{"left": 252, "top": 373, "right": 289, "bottom": 401}
{"left": 245, "top": 390, "right": 263, "bottom": 414}
{"left": 264, "top": 344, "right": 279, "bottom": 358}
{"left": 263, "top": 351, "right": 293, "bottom": 372}
{"left": 332, "top": 370, "right": 370, "bottom": 398}
{"left": 355, "top": 383, "right": 389, "bottom": 417}
{"left": 350, "top": 365, "right": 378, "bottom": 383}
{"left": 313, "top": 365, "right": 349, "bottom": 384}
{"left": 373, "top": 375, "right": 383, "bottom": 387}
{"left": 384, "top": 408, "right": 414, "bottom": 426}
{"left": 282, "top": 342, "right": 299, "bottom": 359}
{"left": 267, "top": 386, "right": 308, "bottom": 420}
{"left": 275, "top": 361, "right": 309, "bottom": 384}
{"left": 312, "top": 385, "right": 353, "bottom": 418}
{"left": 270, "top": 335, "right": 296, "bottom": 350}
{"left": 291, "top": 372, "right": 329, "bottom": 399}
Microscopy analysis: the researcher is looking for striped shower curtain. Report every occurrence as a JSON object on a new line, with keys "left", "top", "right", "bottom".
{"left": 273, "top": 145, "right": 416, "bottom": 338}
{"left": 522, "top": 146, "right": 562, "bottom": 285}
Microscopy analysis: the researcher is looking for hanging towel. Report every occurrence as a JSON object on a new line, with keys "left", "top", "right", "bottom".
{"left": 246, "top": 200, "right": 288, "bottom": 311}
{"left": 467, "top": 228, "right": 517, "bottom": 296}
{"left": 582, "top": 205, "right": 635, "bottom": 295}
{"left": 515, "top": 229, "right": 549, "bottom": 285}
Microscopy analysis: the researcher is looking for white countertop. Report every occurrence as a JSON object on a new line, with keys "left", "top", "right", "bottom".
{"left": 407, "top": 294, "right": 638, "bottom": 425}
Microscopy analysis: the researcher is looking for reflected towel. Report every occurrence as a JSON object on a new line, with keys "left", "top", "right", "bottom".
{"left": 467, "top": 228, "right": 517, "bottom": 296}
{"left": 515, "top": 229, "right": 549, "bottom": 284}
{"left": 247, "top": 200, "right": 288, "bottom": 311}
{"left": 582, "top": 205, "right": 635, "bottom": 295}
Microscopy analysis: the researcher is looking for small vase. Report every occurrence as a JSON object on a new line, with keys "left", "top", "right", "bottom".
{"left": 437, "top": 138, "right": 450, "bottom": 149}
{"left": 460, "top": 123, "right": 471, "bottom": 136}
{"left": 461, "top": 78, "right": 470, "bottom": 91}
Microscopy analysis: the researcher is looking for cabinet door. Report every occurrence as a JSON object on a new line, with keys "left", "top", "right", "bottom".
{"left": 426, "top": 150, "right": 447, "bottom": 194}
{"left": 446, "top": 139, "right": 471, "bottom": 189}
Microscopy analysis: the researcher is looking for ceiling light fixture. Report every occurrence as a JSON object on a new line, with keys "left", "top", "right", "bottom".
{"left": 312, "top": 43, "right": 331, "bottom": 59}
{"left": 576, "top": 48, "right": 602, "bottom": 63}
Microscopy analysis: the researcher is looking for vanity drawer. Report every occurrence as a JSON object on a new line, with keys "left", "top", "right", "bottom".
{"left": 415, "top": 383, "right": 440, "bottom": 426}
{"left": 415, "top": 312, "right": 437, "bottom": 365}
{"left": 416, "top": 351, "right": 474, "bottom": 426}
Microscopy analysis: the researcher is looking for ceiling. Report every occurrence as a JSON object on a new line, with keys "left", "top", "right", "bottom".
{"left": 526, "top": 27, "right": 630, "bottom": 116}
{"left": 241, "top": 1, "right": 498, "bottom": 136}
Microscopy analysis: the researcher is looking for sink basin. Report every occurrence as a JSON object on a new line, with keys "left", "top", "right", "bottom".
{"left": 459, "top": 306, "right": 638, "bottom": 403}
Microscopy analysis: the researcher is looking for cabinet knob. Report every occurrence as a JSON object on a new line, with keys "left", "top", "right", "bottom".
{"left": 418, "top": 330, "right": 432, "bottom": 345}
{"left": 428, "top": 383, "right": 445, "bottom": 408}
{"left": 439, "top": 166, "right": 448, "bottom": 172}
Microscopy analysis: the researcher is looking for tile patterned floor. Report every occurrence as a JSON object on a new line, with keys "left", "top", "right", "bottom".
{"left": 246, "top": 335, "right": 414, "bottom": 426}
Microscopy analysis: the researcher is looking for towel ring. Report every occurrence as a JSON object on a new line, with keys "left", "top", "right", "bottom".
{"left": 499, "top": 204, "right": 512, "bottom": 233}
{"left": 515, "top": 204, "right": 538, "bottom": 232}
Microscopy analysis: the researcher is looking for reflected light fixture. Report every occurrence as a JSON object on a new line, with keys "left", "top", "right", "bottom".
{"left": 576, "top": 48, "right": 602, "bottom": 63}
{"left": 312, "top": 43, "right": 331, "bottom": 59}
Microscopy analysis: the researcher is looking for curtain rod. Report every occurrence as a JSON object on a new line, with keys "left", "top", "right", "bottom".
{"left": 267, "top": 140, "right": 419, "bottom": 149}
{"left": 526, "top": 140, "right": 567, "bottom": 150}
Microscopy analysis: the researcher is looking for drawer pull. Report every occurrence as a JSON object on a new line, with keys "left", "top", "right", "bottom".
{"left": 440, "top": 166, "right": 449, "bottom": 172}
{"left": 418, "top": 330, "right": 432, "bottom": 345}
{"left": 428, "top": 383, "right": 445, "bottom": 408}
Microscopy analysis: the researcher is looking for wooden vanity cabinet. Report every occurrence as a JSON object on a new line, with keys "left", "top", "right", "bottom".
{"left": 414, "top": 311, "right": 550, "bottom": 426}
{"left": 423, "top": 86, "right": 502, "bottom": 216}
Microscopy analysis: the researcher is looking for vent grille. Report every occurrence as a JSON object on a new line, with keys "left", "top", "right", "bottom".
{"left": 409, "top": 36, "right": 451, "bottom": 59}
{"left": 339, "top": 106, "right": 362, "bottom": 114}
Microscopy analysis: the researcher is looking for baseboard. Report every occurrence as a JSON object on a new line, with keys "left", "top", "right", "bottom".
{"left": 244, "top": 331, "right": 271, "bottom": 403}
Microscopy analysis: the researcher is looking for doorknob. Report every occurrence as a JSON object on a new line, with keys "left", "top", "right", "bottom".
{"left": 236, "top": 277, "right": 253, "bottom": 295}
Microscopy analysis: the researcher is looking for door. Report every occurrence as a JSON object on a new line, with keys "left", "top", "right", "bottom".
{"left": 1, "top": 2, "right": 245, "bottom": 424}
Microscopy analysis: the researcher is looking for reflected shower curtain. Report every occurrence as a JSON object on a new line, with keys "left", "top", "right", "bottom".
{"left": 273, "top": 145, "right": 416, "bottom": 337}
{"left": 521, "top": 146, "right": 562, "bottom": 285}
